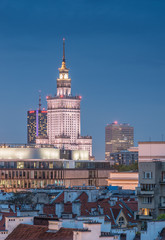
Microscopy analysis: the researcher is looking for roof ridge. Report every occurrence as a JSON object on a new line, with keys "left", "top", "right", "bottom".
{"left": 110, "top": 208, "right": 116, "bottom": 224}
{"left": 120, "top": 199, "right": 134, "bottom": 215}
{"left": 51, "top": 191, "right": 64, "bottom": 204}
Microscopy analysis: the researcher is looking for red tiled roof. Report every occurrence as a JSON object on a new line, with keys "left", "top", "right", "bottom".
{"left": 5, "top": 224, "right": 74, "bottom": 240}
{"left": 111, "top": 208, "right": 121, "bottom": 220}
{"left": 53, "top": 192, "right": 64, "bottom": 204}
{"left": 116, "top": 202, "right": 136, "bottom": 223}
{"left": 43, "top": 192, "right": 137, "bottom": 227}
{"left": 40, "top": 227, "right": 73, "bottom": 240}
{"left": 80, "top": 202, "right": 98, "bottom": 216}
{"left": 124, "top": 201, "right": 138, "bottom": 212}
{"left": 98, "top": 199, "right": 116, "bottom": 225}
{"left": 43, "top": 205, "right": 56, "bottom": 216}
{"left": 5, "top": 224, "right": 48, "bottom": 240}
{"left": 79, "top": 198, "right": 137, "bottom": 226}
{"left": 75, "top": 192, "right": 88, "bottom": 203}
{"left": 63, "top": 203, "right": 72, "bottom": 213}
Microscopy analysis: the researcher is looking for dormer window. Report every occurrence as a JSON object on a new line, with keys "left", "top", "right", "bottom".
{"left": 118, "top": 217, "right": 125, "bottom": 226}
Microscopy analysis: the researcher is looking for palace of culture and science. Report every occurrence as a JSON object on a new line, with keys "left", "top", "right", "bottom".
{"left": 36, "top": 39, "right": 92, "bottom": 157}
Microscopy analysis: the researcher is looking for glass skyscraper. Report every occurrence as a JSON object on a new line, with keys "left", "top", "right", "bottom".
{"left": 27, "top": 110, "right": 47, "bottom": 144}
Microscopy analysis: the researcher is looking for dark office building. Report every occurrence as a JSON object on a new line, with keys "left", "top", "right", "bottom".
{"left": 105, "top": 122, "right": 134, "bottom": 161}
{"left": 27, "top": 110, "right": 47, "bottom": 144}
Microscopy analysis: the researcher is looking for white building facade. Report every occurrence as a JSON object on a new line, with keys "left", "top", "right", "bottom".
{"left": 37, "top": 39, "right": 92, "bottom": 157}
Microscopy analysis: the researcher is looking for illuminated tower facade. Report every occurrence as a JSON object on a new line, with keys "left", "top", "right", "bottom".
{"left": 37, "top": 39, "right": 92, "bottom": 156}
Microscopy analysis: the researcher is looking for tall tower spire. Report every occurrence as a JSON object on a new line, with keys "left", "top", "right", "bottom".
{"left": 61, "top": 38, "right": 66, "bottom": 69}
{"left": 57, "top": 38, "right": 71, "bottom": 96}
{"left": 63, "top": 38, "right": 65, "bottom": 62}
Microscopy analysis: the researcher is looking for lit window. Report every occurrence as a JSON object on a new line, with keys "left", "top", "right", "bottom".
{"left": 17, "top": 162, "right": 24, "bottom": 169}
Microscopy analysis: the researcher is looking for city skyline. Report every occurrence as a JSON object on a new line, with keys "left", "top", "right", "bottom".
{"left": 0, "top": 1, "right": 165, "bottom": 159}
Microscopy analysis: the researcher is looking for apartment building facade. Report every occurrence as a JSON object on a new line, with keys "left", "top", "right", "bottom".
{"left": 137, "top": 142, "right": 165, "bottom": 223}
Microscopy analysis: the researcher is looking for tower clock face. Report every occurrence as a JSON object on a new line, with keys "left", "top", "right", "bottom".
{"left": 60, "top": 74, "right": 63, "bottom": 79}
{"left": 64, "top": 74, "right": 68, "bottom": 79}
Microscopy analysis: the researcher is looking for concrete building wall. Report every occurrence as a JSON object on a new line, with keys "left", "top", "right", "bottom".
{"left": 141, "top": 221, "right": 165, "bottom": 240}
{"left": 0, "top": 231, "right": 8, "bottom": 240}
{"left": 137, "top": 142, "right": 165, "bottom": 221}
{"left": 107, "top": 172, "right": 138, "bottom": 190}
{"left": 139, "top": 141, "right": 165, "bottom": 162}
{"left": 112, "top": 228, "right": 136, "bottom": 240}
{"left": 138, "top": 161, "right": 161, "bottom": 219}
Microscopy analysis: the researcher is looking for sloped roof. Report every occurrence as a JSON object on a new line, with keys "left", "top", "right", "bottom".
{"left": 160, "top": 228, "right": 165, "bottom": 239}
{"left": 5, "top": 224, "right": 48, "bottom": 240}
{"left": 5, "top": 224, "right": 74, "bottom": 240}
{"left": 53, "top": 192, "right": 64, "bottom": 204}
{"left": 63, "top": 203, "right": 72, "bottom": 214}
{"left": 98, "top": 199, "right": 116, "bottom": 225}
{"left": 111, "top": 208, "right": 121, "bottom": 220}
{"left": 79, "top": 198, "right": 137, "bottom": 226}
{"left": 40, "top": 227, "right": 73, "bottom": 240}
{"left": 75, "top": 192, "right": 88, "bottom": 203}
{"left": 116, "top": 202, "right": 136, "bottom": 223}
{"left": 43, "top": 204, "right": 56, "bottom": 216}
{"left": 42, "top": 193, "right": 137, "bottom": 226}
{"left": 124, "top": 201, "right": 138, "bottom": 212}
{"left": 80, "top": 202, "right": 98, "bottom": 216}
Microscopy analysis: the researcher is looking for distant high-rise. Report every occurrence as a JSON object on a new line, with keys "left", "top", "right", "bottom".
{"left": 27, "top": 110, "right": 47, "bottom": 144}
{"left": 105, "top": 122, "right": 134, "bottom": 161}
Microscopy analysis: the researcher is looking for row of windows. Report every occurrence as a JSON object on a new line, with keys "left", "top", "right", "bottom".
{"left": 0, "top": 170, "right": 63, "bottom": 179}
{"left": 141, "top": 184, "right": 155, "bottom": 191}
{"left": 142, "top": 197, "right": 152, "bottom": 204}
{"left": 0, "top": 161, "right": 64, "bottom": 169}
{"left": 0, "top": 179, "right": 64, "bottom": 189}
{"left": 0, "top": 161, "right": 112, "bottom": 170}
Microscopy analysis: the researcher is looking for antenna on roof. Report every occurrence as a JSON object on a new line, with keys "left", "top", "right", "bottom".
{"left": 39, "top": 90, "right": 41, "bottom": 110}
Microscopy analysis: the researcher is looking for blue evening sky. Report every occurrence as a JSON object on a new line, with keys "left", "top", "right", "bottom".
{"left": 0, "top": 0, "right": 165, "bottom": 159}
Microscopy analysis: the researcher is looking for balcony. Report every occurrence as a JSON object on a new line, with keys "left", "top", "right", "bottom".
{"left": 136, "top": 214, "right": 153, "bottom": 220}
{"left": 136, "top": 187, "right": 154, "bottom": 196}
{"left": 141, "top": 190, "right": 154, "bottom": 195}
{"left": 159, "top": 204, "right": 165, "bottom": 209}
{"left": 159, "top": 180, "right": 165, "bottom": 184}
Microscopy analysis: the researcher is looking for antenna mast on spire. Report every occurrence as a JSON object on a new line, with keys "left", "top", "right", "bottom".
{"left": 63, "top": 38, "right": 65, "bottom": 62}
{"left": 39, "top": 90, "right": 41, "bottom": 110}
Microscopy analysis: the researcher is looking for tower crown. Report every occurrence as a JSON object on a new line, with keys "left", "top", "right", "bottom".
{"left": 57, "top": 39, "right": 71, "bottom": 96}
